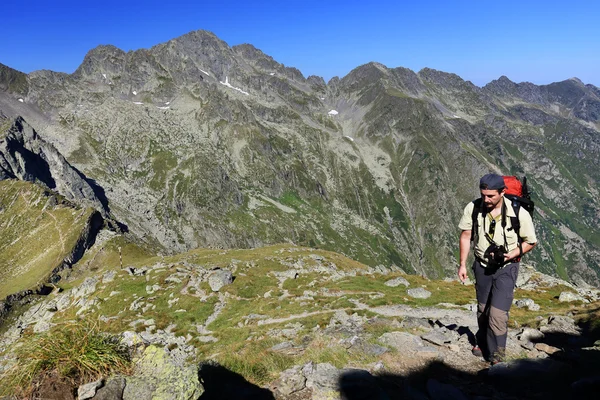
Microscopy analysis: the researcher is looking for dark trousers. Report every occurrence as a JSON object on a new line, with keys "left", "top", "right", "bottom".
{"left": 472, "top": 260, "right": 519, "bottom": 359}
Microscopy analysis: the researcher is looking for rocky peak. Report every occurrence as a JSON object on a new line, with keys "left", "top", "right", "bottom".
{"left": 0, "top": 63, "right": 28, "bottom": 96}
{"left": 340, "top": 62, "right": 389, "bottom": 93}
{"left": 418, "top": 67, "right": 481, "bottom": 93}
{"left": 72, "top": 45, "right": 126, "bottom": 80}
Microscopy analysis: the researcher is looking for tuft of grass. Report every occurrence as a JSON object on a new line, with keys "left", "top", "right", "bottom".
{"left": 0, "top": 321, "right": 131, "bottom": 396}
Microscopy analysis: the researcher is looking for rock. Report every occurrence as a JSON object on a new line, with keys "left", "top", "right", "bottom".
{"left": 102, "top": 270, "right": 117, "bottom": 283}
{"left": 92, "top": 376, "right": 126, "bottom": 400}
{"left": 407, "top": 288, "right": 432, "bottom": 299}
{"left": 379, "top": 331, "right": 425, "bottom": 351}
{"left": 384, "top": 277, "right": 410, "bottom": 287}
{"left": 208, "top": 269, "right": 233, "bottom": 292}
{"left": 72, "top": 277, "right": 99, "bottom": 299}
{"left": 275, "top": 365, "right": 306, "bottom": 396}
{"left": 304, "top": 362, "right": 340, "bottom": 392}
{"left": 421, "top": 328, "right": 459, "bottom": 346}
{"left": 517, "top": 327, "right": 544, "bottom": 343}
{"left": 540, "top": 315, "right": 581, "bottom": 336}
{"left": 558, "top": 291, "right": 584, "bottom": 302}
{"left": 122, "top": 345, "right": 203, "bottom": 400}
{"left": 93, "top": 376, "right": 125, "bottom": 400}
{"left": 535, "top": 343, "right": 561, "bottom": 355}
{"left": 514, "top": 298, "right": 540, "bottom": 311}
{"left": 400, "top": 316, "right": 431, "bottom": 330}
{"left": 78, "top": 379, "right": 103, "bottom": 400}
{"left": 341, "top": 336, "right": 389, "bottom": 356}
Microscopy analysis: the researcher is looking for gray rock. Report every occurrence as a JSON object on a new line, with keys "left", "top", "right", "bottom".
{"left": 93, "top": 376, "right": 126, "bottom": 400}
{"left": 400, "top": 316, "right": 432, "bottom": 330}
{"left": 304, "top": 362, "right": 340, "bottom": 392}
{"left": 558, "top": 291, "right": 584, "bottom": 302}
{"left": 540, "top": 315, "right": 581, "bottom": 335}
{"left": 79, "top": 379, "right": 103, "bottom": 400}
{"left": 379, "top": 331, "right": 425, "bottom": 351}
{"left": 517, "top": 327, "right": 545, "bottom": 343}
{"left": 384, "top": 277, "right": 410, "bottom": 287}
{"left": 514, "top": 298, "right": 540, "bottom": 311}
{"left": 421, "top": 328, "right": 459, "bottom": 346}
{"left": 208, "top": 269, "right": 233, "bottom": 292}
{"left": 275, "top": 365, "right": 306, "bottom": 396}
{"left": 407, "top": 288, "right": 432, "bottom": 299}
{"left": 72, "top": 277, "right": 99, "bottom": 299}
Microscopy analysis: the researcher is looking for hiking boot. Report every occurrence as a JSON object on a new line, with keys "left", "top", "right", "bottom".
{"left": 490, "top": 347, "right": 506, "bottom": 365}
{"left": 471, "top": 345, "right": 483, "bottom": 357}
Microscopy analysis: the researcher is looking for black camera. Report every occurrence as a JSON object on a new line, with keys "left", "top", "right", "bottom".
{"left": 484, "top": 243, "right": 506, "bottom": 267}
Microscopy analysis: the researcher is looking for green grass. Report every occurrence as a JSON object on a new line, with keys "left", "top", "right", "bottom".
{"left": 0, "top": 180, "right": 96, "bottom": 299}
{"left": 0, "top": 321, "right": 130, "bottom": 396}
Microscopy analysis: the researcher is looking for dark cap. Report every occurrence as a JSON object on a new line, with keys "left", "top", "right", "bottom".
{"left": 479, "top": 173, "right": 505, "bottom": 190}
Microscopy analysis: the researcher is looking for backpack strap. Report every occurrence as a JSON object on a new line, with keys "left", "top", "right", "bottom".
{"left": 471, "top": 198, "right": 484, "bottom": 243}
{"left": 507, "top": 198, "right": 523, "bottom": 258}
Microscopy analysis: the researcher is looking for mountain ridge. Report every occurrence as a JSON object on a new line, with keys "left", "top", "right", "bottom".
{"left": 0, "top": 29, "right": 598, "bottom": 288}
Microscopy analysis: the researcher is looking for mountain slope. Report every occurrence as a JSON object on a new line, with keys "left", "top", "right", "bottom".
{"left": 0, "top": 30, "right": 598, "bottom": 285}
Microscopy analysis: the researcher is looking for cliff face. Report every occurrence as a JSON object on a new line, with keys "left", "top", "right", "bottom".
{"left": 0, "top": 30, "right": 598, "bottom": 284}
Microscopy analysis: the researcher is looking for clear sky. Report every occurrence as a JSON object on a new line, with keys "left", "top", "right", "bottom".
{"left": 2, "top": 0, "right": 598, "bottom": 87}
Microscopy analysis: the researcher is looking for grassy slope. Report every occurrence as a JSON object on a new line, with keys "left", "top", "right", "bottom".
{"left": 28, "top": 239, "right": 598, "bottom": 386}
{"left": 0, "top": 180, "right": 95, "bottom": 299}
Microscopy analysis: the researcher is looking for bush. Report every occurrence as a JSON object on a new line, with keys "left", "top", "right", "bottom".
{"left": 0, "top": 321, "right": 131, "bottom": 396}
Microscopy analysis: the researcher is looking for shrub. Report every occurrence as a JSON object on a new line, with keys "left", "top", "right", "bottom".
{"left": 0, "top": 321, "right": 131, "bottom": 396}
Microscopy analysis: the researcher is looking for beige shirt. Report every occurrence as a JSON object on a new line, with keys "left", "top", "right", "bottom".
{"left": 458, "top": 196, "right": 537, "bottom": 265}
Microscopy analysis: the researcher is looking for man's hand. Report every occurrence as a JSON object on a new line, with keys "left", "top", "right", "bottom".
{"left": 458, "top": 264, "right": 468, "bottom": 283}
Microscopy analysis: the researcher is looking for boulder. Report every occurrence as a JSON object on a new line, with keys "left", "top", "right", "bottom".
{"left": 208, "top": 269, "right": 233, "bottom": 292}
{"left": 407, "top": 288, "right": 432, "bottom": 299}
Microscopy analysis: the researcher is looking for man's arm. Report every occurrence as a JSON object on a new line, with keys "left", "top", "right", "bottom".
{"left": 458, "top": 230, "right": 471, "bottom": 282}
{"left": 504, "top": 241, "right": 536, "bottom": 262}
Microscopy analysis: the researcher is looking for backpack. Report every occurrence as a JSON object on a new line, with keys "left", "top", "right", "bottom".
{"left": 470, "top": 176, "right": 535, "bottom": 249}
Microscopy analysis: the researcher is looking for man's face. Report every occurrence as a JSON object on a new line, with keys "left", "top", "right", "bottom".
{"left": 481, "top": 189, "right": 504, "bottom": 210}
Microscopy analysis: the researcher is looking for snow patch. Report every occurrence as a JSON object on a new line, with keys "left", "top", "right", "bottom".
{"left": 328, "top": 110, "right": 339, "bottom": 116}
{"left": 157, "top": 106, "right": 170, "bottom": 110}
{"left": 199, "top": 69, "right": 210, "bottom": 76}
{"left": 320, "top": 97, "right": 325, "bottom": 100}
{"left": 102, "top": 73, "right": 107, "bottom": 79}
{"left": 343, "top": 136, "right": 354, "bottom": 142}
{"left": 219, "top": 76, "right": 249, "bottom": 96}
{"left": 18, "top": 98, "right": 24, "bottom": 103}
{"left": 132, "top": 91, "right": 137, "bottom": 95}
{"left": 133, "top": 102, "right": 143, "bottom": 105}
{"left": 165, "top": 101, "right": 170, "bottom": 105}
{"left": 269, "top": 72, "right": 275, "bottom": 76}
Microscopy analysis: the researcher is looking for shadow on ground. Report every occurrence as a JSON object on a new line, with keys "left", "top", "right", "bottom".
{"left": 198, "top": 361, "right": 275, "bottom": 400}
{"left": 195, "top": 321, "right": 600, "bottom": 400}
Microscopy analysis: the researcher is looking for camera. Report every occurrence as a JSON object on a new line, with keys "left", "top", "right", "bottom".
{"left": 484, "top": 243, "right": 506, "bottom": 267}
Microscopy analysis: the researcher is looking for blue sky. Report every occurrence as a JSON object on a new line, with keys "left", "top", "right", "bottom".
{"left": 2, "top": 0, "right": 598, "bottom": 87}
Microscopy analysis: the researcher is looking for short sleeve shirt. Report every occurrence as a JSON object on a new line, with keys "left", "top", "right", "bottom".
{"left": 458, "top": 196, "right": 537, "bottom": 265}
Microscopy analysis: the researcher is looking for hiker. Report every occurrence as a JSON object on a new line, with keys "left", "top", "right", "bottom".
{"left": 457, "top": 173, "right": 537, "bottom": 364}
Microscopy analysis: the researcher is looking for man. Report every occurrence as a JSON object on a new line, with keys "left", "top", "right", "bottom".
{"left": 458, "top": 173, "right": 537, "bottom": 364}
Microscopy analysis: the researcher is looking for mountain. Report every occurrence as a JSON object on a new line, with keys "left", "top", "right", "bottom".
{"left": 0, "top": 30, "right": 599, "bottom": 289}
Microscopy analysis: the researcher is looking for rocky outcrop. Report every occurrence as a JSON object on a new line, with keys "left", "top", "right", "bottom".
{"left": 0, "top": 116, "right": 109, "bottom": 216}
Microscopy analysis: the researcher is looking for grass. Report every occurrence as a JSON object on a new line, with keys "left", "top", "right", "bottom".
{"left": 0, "top": 321, "right": 131, "bottom": 396}
{"left": 0, "top": 180, "right": 96, "bottom": 299}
